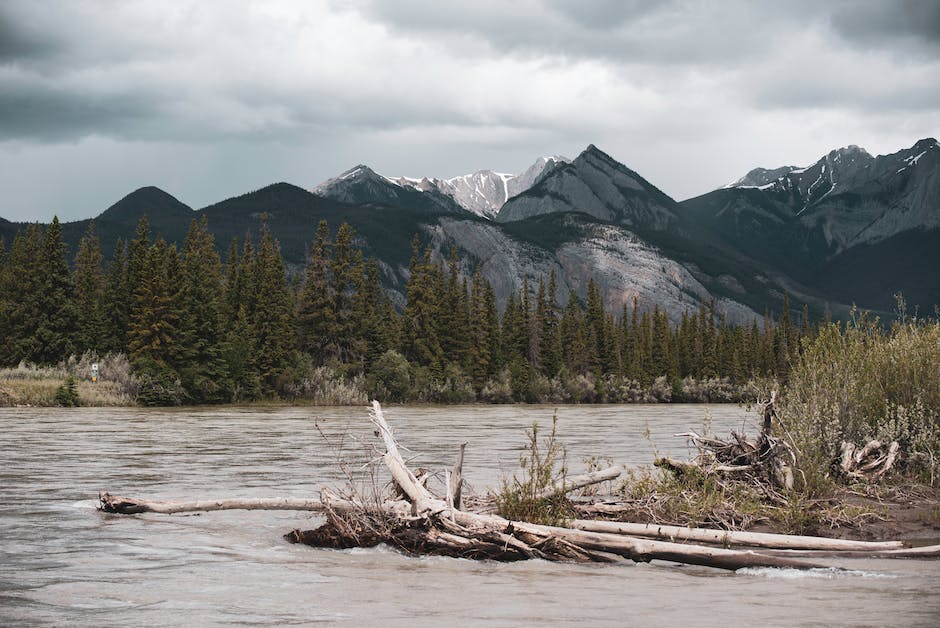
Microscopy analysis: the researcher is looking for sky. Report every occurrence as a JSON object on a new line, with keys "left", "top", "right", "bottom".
{"left": 1, "top": 0, "right": 938, "bottom": 222}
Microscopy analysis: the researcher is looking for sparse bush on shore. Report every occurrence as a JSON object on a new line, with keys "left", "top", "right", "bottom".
{"left": 780, "top": 312, "right": 940, "bottom": 490}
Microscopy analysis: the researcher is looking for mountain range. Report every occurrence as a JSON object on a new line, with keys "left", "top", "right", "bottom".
{"left": 2, "top": 138, "right": 937, "bottom": 321}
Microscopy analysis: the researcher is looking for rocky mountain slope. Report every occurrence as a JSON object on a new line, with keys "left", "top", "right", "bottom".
{"left": 495, "top": 145, "right": 680, "bottom": 233}
{"left": 681, "top": 138, "right": 940, "bottom": 309}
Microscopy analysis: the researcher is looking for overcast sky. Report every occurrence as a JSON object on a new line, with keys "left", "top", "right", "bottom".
{"left": 1, "top": 0, "right": 938, "bottom": 222}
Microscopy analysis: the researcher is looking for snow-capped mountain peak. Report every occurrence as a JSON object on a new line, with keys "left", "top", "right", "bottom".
{"left": 387, "top": 155, "right": 570, "bottom": 219}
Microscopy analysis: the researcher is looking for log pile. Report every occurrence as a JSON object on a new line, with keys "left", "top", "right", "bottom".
{"left": 655, "top": 392, "right": 795, "bottom": 492}
{"left": 98, "top": 400, "right": 940, "bottom": 571}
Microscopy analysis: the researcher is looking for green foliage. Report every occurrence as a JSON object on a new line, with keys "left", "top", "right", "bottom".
{"left": 54, "top": 376, "right": 80, "bottom": 407}
{"left": 367, "top": 350, "right": 412, "bottom": 402}
{"left": 781, "top": 310, "right": 940, "bottom": 489}
{"left": 495, "top": 413, "right": 573, "bottom": 526}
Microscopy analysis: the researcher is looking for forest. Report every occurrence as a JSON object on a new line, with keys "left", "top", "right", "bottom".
{"left": 0, "top": 215, "right": 810, "bottom": 406}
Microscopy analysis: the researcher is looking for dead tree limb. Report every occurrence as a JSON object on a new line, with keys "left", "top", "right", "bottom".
{"left": 566, "top": 519, "right": 906, "bottom": 551}
{"left": 535, "top": 467, "right": 622, "bottom": 500}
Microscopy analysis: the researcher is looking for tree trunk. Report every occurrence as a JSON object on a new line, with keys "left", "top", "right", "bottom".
{"left": 567, "top": 519, "right": 906, "bottom": 551}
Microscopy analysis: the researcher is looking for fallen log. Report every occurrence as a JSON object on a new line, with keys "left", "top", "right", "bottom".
{"left": 758, "top": 544, "right": 940, "bottom": 560}
{"left": 535, "top": 466, "right": 622, "bottom": 500}
{"left": 566, "top": 519, "right": 907, "bottom": 551}
{"left": 99, "top": 492, "right": 330, "bottom": 515}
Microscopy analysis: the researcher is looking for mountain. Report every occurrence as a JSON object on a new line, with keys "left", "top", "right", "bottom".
{"left": 5, "top": 138, "right": 935, "bottom": 321}
{"left": 682, "top": 138, "right": 940, "bottom": 309}
{"left": 726, "top": 165, "right": 799, "bottom": 188}
{"left": 385, "top": 155, "right": 569, "bottom": 219}
{"left": 313, "top": 165, "right": 468, "bottom": 216}
{"left": 495, "top": 145, "right": 681, "bottom": 232}
{"left": 59, "top": 187, "right": 194, "bottom": 260}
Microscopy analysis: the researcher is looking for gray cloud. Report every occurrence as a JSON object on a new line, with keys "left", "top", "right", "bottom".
{"left": 0, "top": 0, "right": 937, "bottom": 221}
{"left": 831, "top": 0, "right": 940, "bottom": 49}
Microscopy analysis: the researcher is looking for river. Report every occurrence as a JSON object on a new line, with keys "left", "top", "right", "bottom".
{"left": 1, "top": 404, "right": 938, "bottom": 626}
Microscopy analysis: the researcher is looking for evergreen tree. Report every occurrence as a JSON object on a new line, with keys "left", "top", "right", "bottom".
{"left": 538, "top": 271, "right": 562, "bottom": 377}
{"left": 33, "top": 217, "right": 76, "bottom": 363}
{"left": 0, "top": 225, "right": 43, "bottom": 365}
{"left": 297, "top": 220, "right": 334, "bottom": 364}
{"left": 102, "top": 239, "right": 129, "bottom": 352}
{"left": 401, "top": 240, "right": 444, "bottom": 373}
{"left": 330, "top": 222, "right": 366, "bottom": 368}
{"left": 178, "top": 217, "right": 230, "bottom": 403}
{"left": 439, "top": 248, "right": 470, "bottom": 366}
{"left": 559, "top": 290, "right": 587, "bottom": 373}
{"left": 467, "top": 267, "right": 492, "bottom": 391}
{"left": 127, "top": 238, "right": 183, "bottom": 369}
{"left": 249, "top": 219, "right": 297, "bottom": 396}
{"left": 73, "top": 223, "right": 107, "bottom": 353}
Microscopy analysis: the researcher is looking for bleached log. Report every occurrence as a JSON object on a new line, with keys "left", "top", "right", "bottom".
{"left": 445, "top": 510, "right": 829, "bottom": 571}
{"left": 450, "top": 442, "right": 466, "bottom": 510}
{"left": 534, "top": 466, "right": 622, "bottom": 500}
{"left": 871, "top": 441, "right": 900, "bottom": 479}
{"left": 369, "top": 400, "right": 440, "bottom": 515}
{"left": 840, "top": 441, "right": 857, "bottom": 475}
{"left": 99, "top": 491, "right": 332, "bottom": 515}
{"left": 760, "top": 543, "right": 940, "bottom": 560}
{"left": 566, "top": 519, "right": 906, "bottom": 551}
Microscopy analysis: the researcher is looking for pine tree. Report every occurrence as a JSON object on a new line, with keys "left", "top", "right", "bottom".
{"left": 178, "top": 217, "right": 230, "bottom": 403}
{"left": 297, "top": 221, "right": 334, "bottom": 364}
{"left": 330, "top": 222, "right": 366, "bottom": 368}
{"left": 538, "top": 271, "right": 562, "bottom": 377}
{"left": 401, "top": 239, "right": 444, "bottom": 372}
{"left": 467, "top": 267, "right": 492, "bottom": 391}
{"left": 73, "top": 223, "right": 107, "bottom": 353}
{"left": 33, "top": 217, "right": 76, "bottom": 364}
{"left": 439, "top": 248, "right": 470, "bottom": 366}
{"left": 559, "top": 290, "right": 587, "bottom": 374}
{"left": 0, "top": 226, "right": 44, "bottom": 365}
{"left": 102, "top": 239, "right": 129, "bottom": 352}
{"left": 127, "top": 238, "right": 183, "bottom": 368}
{"left": 249, "top": 218, "right": 297, "bottom": 396}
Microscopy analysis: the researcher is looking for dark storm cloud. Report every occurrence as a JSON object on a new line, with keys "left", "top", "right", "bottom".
{"left": 831, "top": 0, "right": 940, "bottom": 49}
{"left": 0, "top": 4, "right": 58, "bottom": 61}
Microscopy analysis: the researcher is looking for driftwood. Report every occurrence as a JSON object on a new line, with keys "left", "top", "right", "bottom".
{"left": 663, "top": 392, "right": 795, "bottom": 491}
{"left": 840, "top": 440, "right": 900, "bottom": 480}
{"left": 98, "top": 494, "right": 330, "bottom": 515}
{"left": 567, "top": 519, "right": 905, "bottom": 551}
{"left": 535, "top": 467, "right": 622, "bottom": 500}
{"left": 99, "top": 400, "right": 930, "bottom": 572}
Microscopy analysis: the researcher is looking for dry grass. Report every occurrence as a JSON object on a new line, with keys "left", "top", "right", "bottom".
{"left": 0, "top": 352, "right": 137, "bottom": 406}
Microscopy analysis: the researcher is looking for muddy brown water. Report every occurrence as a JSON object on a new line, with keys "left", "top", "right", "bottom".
{"left": 1, "top": 405, "right": 938, "bottom": 626}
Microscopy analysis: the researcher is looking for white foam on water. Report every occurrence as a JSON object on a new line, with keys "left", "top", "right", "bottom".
{"left": 737, "top": 566, "right": 898, "bottom": 580}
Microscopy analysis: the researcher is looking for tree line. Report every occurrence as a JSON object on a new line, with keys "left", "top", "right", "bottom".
{"left": 0, "top": 215, "right": 809, "bottom": 405}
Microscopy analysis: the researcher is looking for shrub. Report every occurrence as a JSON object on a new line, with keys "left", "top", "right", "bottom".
{"left": 495, "top": 412, "right": 573, "bottom": 525}
{"left": 54, "top": 376, "right": 80, "bottom": 407}
{"left": 366, "top": 350, "right": 412, "bottom": 402}
{"left": 780, "top": 313, "right": 940, "bottom": 489}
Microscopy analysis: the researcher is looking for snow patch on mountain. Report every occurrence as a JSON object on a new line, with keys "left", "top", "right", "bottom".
{"left": 388, "top": 156, "right": 569, "bottom": 219}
